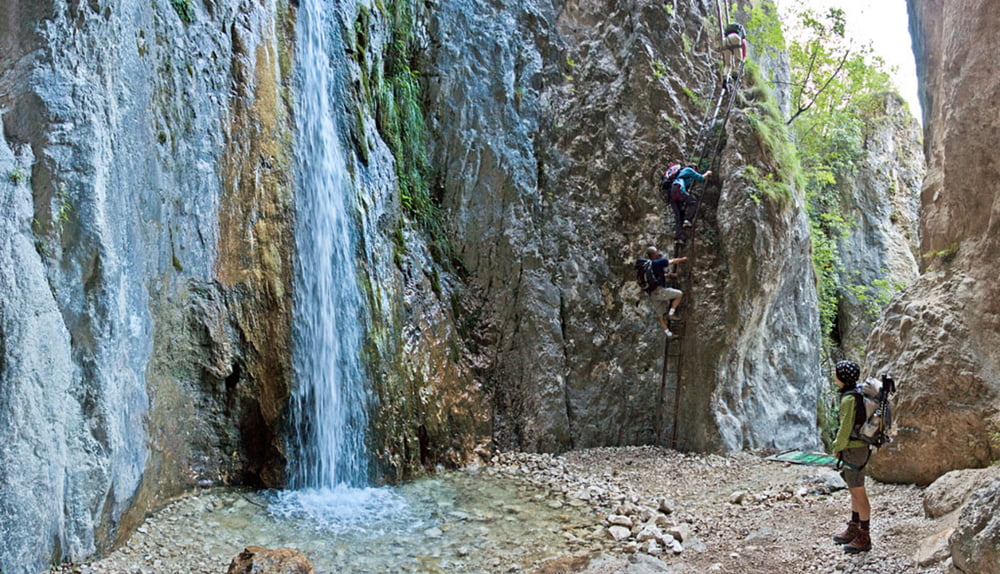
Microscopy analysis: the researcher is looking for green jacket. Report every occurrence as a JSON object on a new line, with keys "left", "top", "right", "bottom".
{"left": 832, "top": 391, "right": 868, "bottom": 453}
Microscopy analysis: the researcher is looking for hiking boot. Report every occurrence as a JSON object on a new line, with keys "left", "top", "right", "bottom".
{"left": 682, "top": 219, "right": 692, "bottom": 228}
{"left": 833, "top": 521, "right": 860, "bottom": 544}
{"left": 842, "top": 529, "right": 872, "bottom": 554}
{"left": 664, "top": 329, "right": 673, "bottom": 338}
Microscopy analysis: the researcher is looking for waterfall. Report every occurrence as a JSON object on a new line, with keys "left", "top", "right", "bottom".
{"left": 288, "top": 0, "right": 370, "bottom": 490}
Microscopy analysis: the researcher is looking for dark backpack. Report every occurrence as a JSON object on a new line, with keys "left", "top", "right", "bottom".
{"left": 635, "top": 258, "right": 660, "bottom": 293}
{"left": 724, "top": 22, "right": 745, "bottom": 37}
{"left": 850, "top": 375, "right": 897, "bottom": 448}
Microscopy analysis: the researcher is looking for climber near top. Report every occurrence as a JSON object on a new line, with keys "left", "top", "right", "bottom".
{"left": 660, "top": 164, "right": 711, "bottom": 243}
{"left": 638, "top": 246, "right": 688, "bottom": 337}
{"left": 722, "top": 22, "right": 747, "bottom": 80}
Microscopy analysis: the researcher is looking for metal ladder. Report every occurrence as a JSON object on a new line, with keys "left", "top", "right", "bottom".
{"left": 656, "top": 63, "right": 745, "bottom": 449}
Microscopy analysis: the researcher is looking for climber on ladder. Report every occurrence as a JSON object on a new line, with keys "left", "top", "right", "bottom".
{"left": 660, "top": 164, "right": 712, "bottom": 244}
{"left": 636, "top": 246, "right": 688, "bottom": 338}
{"left": 722, "top": 21, "right": 747, "bottom": 87}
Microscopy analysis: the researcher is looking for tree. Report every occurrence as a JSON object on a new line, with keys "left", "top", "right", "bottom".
{"left": 785, "top": 8, "right": 891, "bottom": 126}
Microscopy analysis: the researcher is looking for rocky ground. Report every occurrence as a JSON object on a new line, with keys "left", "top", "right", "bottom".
{"left": 490, "top": 448, "right": 952, "bottom": 574}
{"left": 57, "top": 447, "right": 958, "bottom": 574}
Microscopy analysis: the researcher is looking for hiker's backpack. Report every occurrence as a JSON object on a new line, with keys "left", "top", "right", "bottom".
{"left": 724, "top": 22, "right": 745, "bottom": 38}
{"left": 635, "top": 258, "right": 660, "bottom": 293}
{"left": 659, "top": 164, "right": 681, "bottom": 197}
{"left": 850, "top": 374, "right": 897, "bottom": 448}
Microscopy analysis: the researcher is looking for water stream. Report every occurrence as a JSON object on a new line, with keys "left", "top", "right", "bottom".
{"left": 86, "top": 467, "right": 600, "bottom": 573}
{"left": 287, "top": 0, "right": 370, "bottom": 491}
{"left": 280, "top": 0, "right": 406, "bottom": 540}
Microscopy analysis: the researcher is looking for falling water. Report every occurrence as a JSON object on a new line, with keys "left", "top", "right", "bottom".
{"left": 287, "top": 0, "right": 370, "bottom": 491}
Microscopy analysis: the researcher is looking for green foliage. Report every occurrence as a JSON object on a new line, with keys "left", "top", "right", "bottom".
{"left": 845, "top": 274, "right": 905, "bottom": 326}
{"left": 169, "top": 0, "right": 195, "bottom": 24}
{"left": 809, "top": 213, "right": 844, "bottom": 340}
{"left": 652, "top": 60, "right": 666, "bottom": 80}
{"left": 53, "top": 184, "right": 72, "bottom": 235}
{"left": 741, "top": 62, "right": 802, "bottom": 204}
{"left": 681, "top": 85, "right": 705, "bottom": 112}
{"left": 7, "top": 165, "right": 28, "bottom": 186}
{"left": 374, "top": 0, "right": 446, "bottom": 251}
{"left": 746, "top": 0, "right": 787, "bottom": 72}
{"left": 31, "top": 184, "right": 72, "bottom": 257}
{"left": 778, "top": 4, "right": 897, "bottom": 355}
{"left": 990, "top": 425, "right": 1000, "bottom": 465}
{"left": 664, "top": 115, "right": 683, "bottom": 135}
{"left": 817, "top": 383, "right": 839, "bottom": 450}
{"left": 786, "top": 7, "right": 892, "bottom": 126}
{"left": 922, "top": 243, "right": 959, "bottom": 268}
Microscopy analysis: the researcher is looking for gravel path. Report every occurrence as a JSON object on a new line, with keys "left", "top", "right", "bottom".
{"left": 56, "top": 447, "right": 951, "bottom": 574}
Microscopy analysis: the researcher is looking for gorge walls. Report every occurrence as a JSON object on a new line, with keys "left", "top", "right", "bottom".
{"left": 0, "top": 0, "right": 933, "bottom": 569}
{"left": 423, "top": 0, "right": 824, "bottom": 453}
{"left": 0, "top": 0, "right": 296, "bottom": 568}
{"left": 866, "top": 0, "right": 1000, "bottom": 486}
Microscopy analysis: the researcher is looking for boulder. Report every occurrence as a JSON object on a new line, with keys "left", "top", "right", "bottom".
{"left": 923, "top": 467, "right": 1000, "bottom": 519}
{"left": 949, "top": 474, "right": 1000, "bottom": 574}
{"left": 226, "top": 546, "right": 314, "bottom": 574}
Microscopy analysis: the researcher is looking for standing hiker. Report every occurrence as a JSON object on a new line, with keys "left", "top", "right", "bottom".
{"left": 638, "top": 246, "right": 687, "bottom": 337}
{"left": 831, "top": 360, "right": 874, "bottom": 553}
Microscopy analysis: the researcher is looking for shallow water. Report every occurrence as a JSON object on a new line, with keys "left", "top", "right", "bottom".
{"left": 115, "top": 466, "right": 600, "bottom": 573}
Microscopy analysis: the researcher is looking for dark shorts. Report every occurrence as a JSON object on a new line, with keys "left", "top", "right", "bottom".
{"left": 839, "top": 446, "right": 870, "bottom": 488}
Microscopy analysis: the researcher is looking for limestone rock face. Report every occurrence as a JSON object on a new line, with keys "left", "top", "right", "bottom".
{"left": 865, "top": 0, "right": 1000, "bottom": 485}
{"left": 0, "top": 1, "right": 294, "bottom": 570}
{"left": 424, "top": 0, "right": 822, "bottom": 452}
{"left": 835, "top": 93, "right": 923, "bottom": 357}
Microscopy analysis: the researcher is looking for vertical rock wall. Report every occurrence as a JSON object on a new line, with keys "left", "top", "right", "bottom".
{"left": 835, "top": 94, "right": 923, "bottom": 358}
{"left": 0, "top": 0, "right": 294, "bottom": 570}
{"left": 865, "top": 0, "right": 1000, "bottom": 486}
{"left": 424, "top": 0, "right": 823, "bottom": 453}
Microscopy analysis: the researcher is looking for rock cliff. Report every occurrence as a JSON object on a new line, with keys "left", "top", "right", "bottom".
{"left": 0, "top": 0, "right": 296, "bottom": 569}
{"left": 0, "top": 0, "right": 933, "bottom": 569}
{"left": 866, "top": 0, "right": 1000, "bottom": 486}
{"left": 863, "top": 2, "right": 1000, "bottom": 570}
{"left": 423, "top": 0, "right": 822, "bottom": 453}
{"left": 834, "top": 93, "right": 923, "bottom": 358}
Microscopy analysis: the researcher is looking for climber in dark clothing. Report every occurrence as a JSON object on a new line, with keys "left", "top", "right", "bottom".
{"left": 664, "top": 165, "right": 711, "bottom": 242}
{"left": 642, "top": 246, "right": 688, "bottom": 337}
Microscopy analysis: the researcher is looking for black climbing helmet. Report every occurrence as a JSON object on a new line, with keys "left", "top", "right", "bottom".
{"left": 835, "top": 360, "right": 861, "bottom": 386}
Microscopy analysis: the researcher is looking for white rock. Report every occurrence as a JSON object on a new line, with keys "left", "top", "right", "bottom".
{"left": 658, "top": 498, "right": 676, "bottom": 514}
{"left": 636, "top": 524, "right": 662, "bottom": 542}
{"left": 608, "top": 514, "right": 633, "bottom": 527}
{"left": 608, "top": 525, "right": 632, "bottom": 541}
{"left": 666, "top": 523, "right": 694, "bottom": 542}
{"left": 643, "top": 539, "right": 664, "bottom": 556}
{"left": 729, "top": 491, "right": 747, "bottom": 504}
